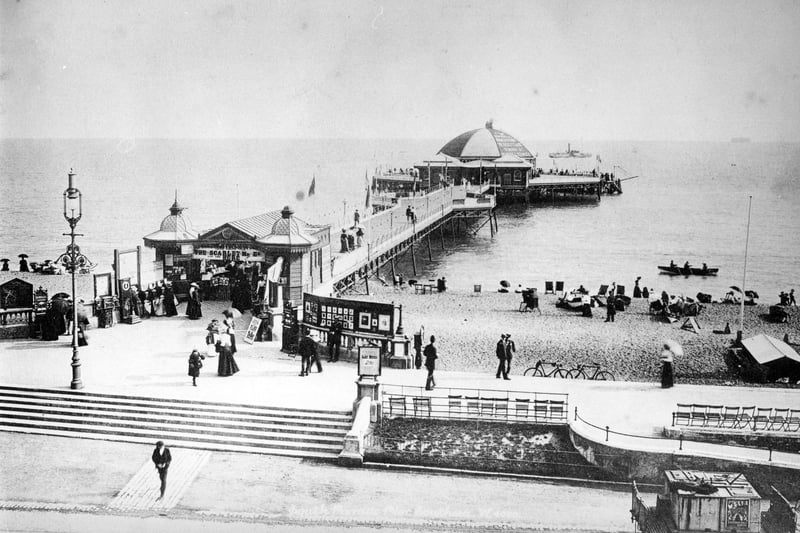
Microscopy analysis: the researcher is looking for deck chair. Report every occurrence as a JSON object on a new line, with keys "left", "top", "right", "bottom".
{"left": 555, "top": 281, "right": 564, "bottom": 293}
{"left": 514, "top": 399, "right": 530, "bottom": 422}
{"left": 388, "top": 396, "right": 406, "bottom": 417}
{"left": 597, "top": 284, "right": 609, "bottom": 297}
{"left": 616, "top": 285, "right": 626, "bottom": 297}
{"left": 412, "top": 397, "right": 431, "bottom": 418}
{"left": 544, "top": 281, "right": 554, "bottom": 294}
{"left": 448, "top": 395, "right": 463, "bottom": 417}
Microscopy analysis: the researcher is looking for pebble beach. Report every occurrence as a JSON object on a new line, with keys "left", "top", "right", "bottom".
{"left": 357, "top": 286, "right": 800, "bottom": 385}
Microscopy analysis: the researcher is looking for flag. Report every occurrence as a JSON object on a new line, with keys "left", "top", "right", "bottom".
{"left": 308, "top": 175, "right": 316, "bottom": 197}
{"left": 364, "top": 169, "right": 371, "bottom": 208}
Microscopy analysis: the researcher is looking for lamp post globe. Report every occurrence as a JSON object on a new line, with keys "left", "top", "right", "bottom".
{"left": 63, "top": 169, "right": 84, "bottom": 390}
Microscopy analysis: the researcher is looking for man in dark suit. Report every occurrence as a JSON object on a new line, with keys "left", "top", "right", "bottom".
{"left": 424, "top": 335, "right": 438, "bottom": 390}
{"left": 328, "top": 320, "right": 343, "bottom": 362}
{"left": 495, "top": 334, "right": 508, "bottom": 379}
{"left": 504, "top": 334, "right": 515, "bottom": 379}
{"left": 298, "top": 329, "right": 319, "bottom": 376}
{"left": 151, "top": 440, "right": 172, "bottom": 499}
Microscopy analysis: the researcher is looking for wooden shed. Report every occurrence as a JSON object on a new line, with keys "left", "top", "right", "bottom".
{"left": 662, "top": 471, "right": 768, "bottom": 533}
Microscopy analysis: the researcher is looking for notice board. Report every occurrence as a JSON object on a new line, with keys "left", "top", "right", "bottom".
{"left": 302, "top": 293, "right": 394, "bottom": 336}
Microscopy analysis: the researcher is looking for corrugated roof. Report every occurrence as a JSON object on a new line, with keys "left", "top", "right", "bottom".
{"left": 227, "top": 210, "right": 311, "bottom": 239}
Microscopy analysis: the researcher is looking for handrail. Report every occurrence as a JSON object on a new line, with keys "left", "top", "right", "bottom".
{"left": 573, "top": 407, "right": 784, "bottom": 461}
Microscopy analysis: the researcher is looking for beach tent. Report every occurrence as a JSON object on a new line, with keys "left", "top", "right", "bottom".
{"left": 741, "top": 333, "right": 800, "bottom": 381}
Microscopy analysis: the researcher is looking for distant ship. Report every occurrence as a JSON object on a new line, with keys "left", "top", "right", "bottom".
{"left": 730, "top": 137, "right": 751, "bottom": 143}
{"left": 548, "top": 143, "right": 592, "bottom": 158}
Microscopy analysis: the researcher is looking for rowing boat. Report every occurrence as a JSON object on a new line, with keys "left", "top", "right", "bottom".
{"left": 658, "top": 265, "right": 719, "bottom": 276}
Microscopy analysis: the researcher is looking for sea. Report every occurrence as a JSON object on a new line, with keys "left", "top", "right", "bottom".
{"left": 1, "top": 138, "right": 799, "bottom": 302}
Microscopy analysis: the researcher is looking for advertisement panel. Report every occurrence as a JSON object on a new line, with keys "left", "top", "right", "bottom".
{"left": 302, "top": 293, "right": 394, "bottom": 336}
{"left": 358, "top": 345, "right": 382, "bottom": 377}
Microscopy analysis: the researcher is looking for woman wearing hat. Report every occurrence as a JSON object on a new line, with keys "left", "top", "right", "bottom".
{"left": 162, "top": 282, "right": 178, "bottom": 317}
{"left": 186, "top": 282, "right": 202, "bottom": 320}
{"left": 216, "top": 329, "right": 240, "bottom": 377}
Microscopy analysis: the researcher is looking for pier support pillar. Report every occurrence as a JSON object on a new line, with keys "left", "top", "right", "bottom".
{"left": 410, "top": 243, "right": 417, "bottom": 276}
{"left": 427, "top": 235, "right": 433, "bottom": 261}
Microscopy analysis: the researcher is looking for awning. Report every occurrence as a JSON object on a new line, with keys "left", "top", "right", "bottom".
{"left": 266, "top": 257, "right": 283, "bottom": 283}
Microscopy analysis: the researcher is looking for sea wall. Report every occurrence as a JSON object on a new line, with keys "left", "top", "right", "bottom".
{"left": 569, "top": 427, "right": 800, "bottom": 500}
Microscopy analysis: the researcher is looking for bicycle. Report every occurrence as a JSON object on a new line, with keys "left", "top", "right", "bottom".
{"left": 523, "top": 360, "right": 570, "bottom": 378}
{"left": 568, "top": 363, "right": 615, "bottom": 380}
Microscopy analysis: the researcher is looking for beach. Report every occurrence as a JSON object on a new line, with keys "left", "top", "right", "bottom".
{"left": 356, "top": 285, "right": 800, "bottom": 384}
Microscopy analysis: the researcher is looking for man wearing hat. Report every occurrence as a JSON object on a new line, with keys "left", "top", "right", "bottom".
{"left": 297, "top": 328, "right": 319, "bottom": 376}
{"left": 151, "top": 440, "right": 172, "bottom": 499}
{"left": 495, "top": 334, "right": 508, "bottom": 379}
{"left": 503, "top": 334, "right": 515, "bottom": 379}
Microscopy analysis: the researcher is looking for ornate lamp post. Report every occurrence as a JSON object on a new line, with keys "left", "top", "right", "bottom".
{"left": 57, "top": 169, "right": 92, "bottom": 389}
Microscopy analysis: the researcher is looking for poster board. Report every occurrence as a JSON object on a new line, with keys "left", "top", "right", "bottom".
{"left": 243, "top": 317, "right": 262, "bottom": 344}
{"left": 358, "top": 345, "right": 382, "bottom": 377}
{"left": 303, "top": 293, "right": 394, "bottom": 336}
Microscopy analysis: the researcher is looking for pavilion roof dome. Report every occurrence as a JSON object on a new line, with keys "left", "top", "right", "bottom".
{"left": 144, "top": 198, "right": 198, "bottom": 242}
{"left": 438, "top": 120, "right": 534, "bottom": 161}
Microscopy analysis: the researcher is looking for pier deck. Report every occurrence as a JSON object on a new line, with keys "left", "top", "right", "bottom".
{"left": 324, "top": 186, "right": 495, "bottom": 295}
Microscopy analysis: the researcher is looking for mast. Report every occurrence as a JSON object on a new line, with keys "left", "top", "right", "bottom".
{"left": 738, "top": 196, "right": 753, "bottom": 342}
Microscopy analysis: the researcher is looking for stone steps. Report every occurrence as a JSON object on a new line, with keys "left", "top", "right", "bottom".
{"left": 0, "top": 386, "right": 352, "bottom": 459}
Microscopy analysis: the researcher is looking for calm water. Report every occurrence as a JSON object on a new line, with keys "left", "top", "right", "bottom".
{"left": 1, "top": 138, "right": 798, "bottom": 301}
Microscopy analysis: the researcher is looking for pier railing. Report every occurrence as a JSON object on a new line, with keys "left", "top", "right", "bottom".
{"left": 332, "top": 186, "right": 459, "bottom": 282}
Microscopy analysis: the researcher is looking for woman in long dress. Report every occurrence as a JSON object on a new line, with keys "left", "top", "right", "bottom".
{"left": 163, "top": 283, "right": 178, "bottom": 317}
{"left": 660, "top": 344, "right": 674, "bottom": 388}
{"left": 186, "top": 283, "right": 202, "bottom": 320}
{"left": 216, "top": 331, "right": 240, "bottom": 376}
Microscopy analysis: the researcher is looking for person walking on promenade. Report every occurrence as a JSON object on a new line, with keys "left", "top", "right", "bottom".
{"left": 222, "top": 310, "right": 237, "bottom": 354}
{"left": 216, "top": 331, "right": 239, "bottom": 377}
{"left": 424, "top": 335, "right": 438, "bottom": 390}
{"left": 605, "top": 295, "right": 616, "bottom": 322}
{"left": 495, "top": 334, "right": 508, "bottom": 379}
{"left": 504, "top": 334, "right": 515, "bottom": 379}
{"left": 188, "top": 349, "right": 204, "bottom": 386}
{"left": 660, "top": 344, "right": 675, "bottom": 388}
{"left": 163, "top": 282, "right": 178, "bottom": 317}
{"left": 328, "top": 320, "right": 342, "bottom": 362}
{"left": 307, "top": 331, "right": 323, "bottom": 373}
{"left": 298, "top": 329, "right": 317, "bottom": 376}
{"left": 353, "top": 209, "right": 360, "bottom": 225}
{"left": 151, "top": 441, "right": 172, "bottom": 500}
{"left": 186, "top": 282, "right": 202, "bottom": 320}
{"left": 340, "top": 229, "right": 349, "bottom": 253}
{"left": 406, "top": 206, "right": 413, "bottom": 223}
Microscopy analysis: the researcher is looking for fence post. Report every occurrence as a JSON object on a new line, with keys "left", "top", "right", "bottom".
{"left": 574, "top": 406, "right": 577, "bottom": 422}
{"left": 679, "top": 434, "right": 683, "bottom": 450}
{"left": 768, "top": 446, "right": 772, "bottom": 462}
{"left": 605, "top": 425, "right": 609, "bottom": 442}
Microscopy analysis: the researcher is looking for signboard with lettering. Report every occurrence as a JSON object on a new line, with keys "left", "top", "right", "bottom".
{"left": 302, "top": 293, "right": 394, "bottom": 336}
{"left": 243, "top": 317, "right": 262, "bottom": 344}
{"left": 193, "top": 247, "right": 264, "bottom": 262}
{"left": 358, "top": 345, "right": 382, "bottom": 377}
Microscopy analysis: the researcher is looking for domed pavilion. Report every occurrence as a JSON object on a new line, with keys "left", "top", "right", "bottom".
{"left": 413, "top": 121, "right": 535, "bottom": 192}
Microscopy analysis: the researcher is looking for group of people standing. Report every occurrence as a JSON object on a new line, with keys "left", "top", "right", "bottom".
{"left": 128, "top": 281, "right": 179, "bottom": 319}
{"left": 494, "top": 334, "right": 515, "bottom": 380}
{"left": 187, "top": 310, "right": 240, "bottom": 385}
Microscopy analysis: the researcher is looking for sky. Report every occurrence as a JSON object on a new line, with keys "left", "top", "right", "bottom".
{"left": 1, "top": 0, "right": 799, "bottom": 141}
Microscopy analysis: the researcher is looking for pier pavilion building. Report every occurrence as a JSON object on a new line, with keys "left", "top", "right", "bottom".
{"left": 413, "top": 120, "right": 535, "bottom": 196}
{"left": 144, "top": 203, "right": 331, "bottom": 306}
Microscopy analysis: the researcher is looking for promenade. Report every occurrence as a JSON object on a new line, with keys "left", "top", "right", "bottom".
{"left": 1, "top": 300, "right": 798, "bottom": 463}
{"left": 0, "top": 299, "right": 799, "bottom": 530}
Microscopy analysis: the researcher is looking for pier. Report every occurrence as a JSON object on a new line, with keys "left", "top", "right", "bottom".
{"left": 327, "top": 185, "right": 496, "bottom": 296}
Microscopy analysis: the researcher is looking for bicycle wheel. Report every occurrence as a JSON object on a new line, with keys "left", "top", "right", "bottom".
{"left": 553, "top": 368, "right": 570, "bottom": 379}
{"left": 568, "top": 369, "right": 586, "bottom": 379}
{"left": 595, "top": 371, "right": 615, "bottom": 381}
{"left": 523, "top": 367, "right": 540, "bottom": 377}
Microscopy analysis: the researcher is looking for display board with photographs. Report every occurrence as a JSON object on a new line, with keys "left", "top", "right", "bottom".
{"left": 303, "top": 293, "right": 394, "bottom": 336}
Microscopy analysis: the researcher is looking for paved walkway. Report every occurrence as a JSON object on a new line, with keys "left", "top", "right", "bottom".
{"left": 1, "top": 299, "right": 799, "bottom": 467}
{"left": 107, "top": 450, "right": 210, "bottom": 511}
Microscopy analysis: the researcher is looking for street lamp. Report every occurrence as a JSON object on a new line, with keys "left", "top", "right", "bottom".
{"left": 57, "top": 169, "right": 92, "bottom": 389}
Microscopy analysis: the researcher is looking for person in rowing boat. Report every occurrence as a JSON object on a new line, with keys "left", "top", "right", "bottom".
{"left": 701, "top": 263, "right": 708, "bottom": 274}
{"left": 669, "top": 260, "right": 676, "bottom": 269}
{"left": 683, "top": 261, "right": 690, "bottom": 271}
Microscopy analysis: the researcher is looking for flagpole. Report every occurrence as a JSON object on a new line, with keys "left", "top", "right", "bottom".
{"left": 737, "top": 195, "right": 752, "bottom": 343}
